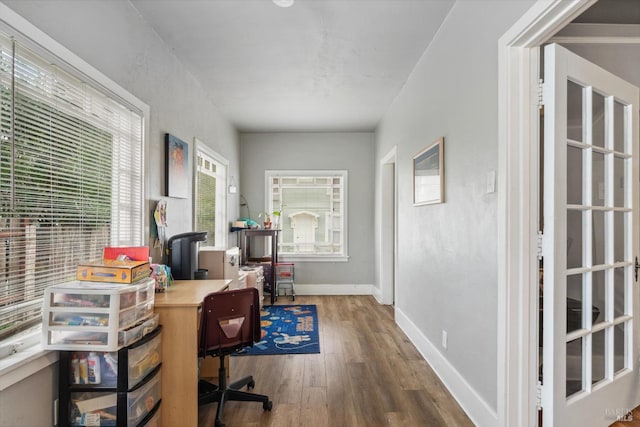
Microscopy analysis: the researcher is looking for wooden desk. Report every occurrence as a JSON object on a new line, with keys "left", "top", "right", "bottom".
{"left": 154, "top": 279, "right": 230, "bottom": 427}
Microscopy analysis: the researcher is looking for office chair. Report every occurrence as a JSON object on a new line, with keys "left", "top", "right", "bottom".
{"left": 198, "top": 287, "right": 272, "bottom": 427}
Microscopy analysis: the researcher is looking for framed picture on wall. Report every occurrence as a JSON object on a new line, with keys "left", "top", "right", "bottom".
{"left": 413, "top": 137, "right": 444, "bottom": 206}
{"left": 165, "top": 133, "right": 189, "bottom": 198}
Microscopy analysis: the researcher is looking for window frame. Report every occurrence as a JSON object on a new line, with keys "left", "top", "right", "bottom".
{"left": 0, "top": 5, "right": 149, "bottom": 380}
{"left": 193, "top": 138, "right": 228, "bottom": 249}
{"left": 265, "top": 170, "right": 348, "bottom": 262}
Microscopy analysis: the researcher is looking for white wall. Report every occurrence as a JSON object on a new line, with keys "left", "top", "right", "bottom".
{"left": 374, "top": 0, "right": 535, "bottom": 422}
{"left": 240, "top": 132, "right": 375, "bottom": 288}
{"left": 0, "top": 1, "right": 239, "bottom": 425}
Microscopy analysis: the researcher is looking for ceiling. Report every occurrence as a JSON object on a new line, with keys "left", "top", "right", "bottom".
{"left": 130, "top": 0, "right": 455, "bottom": 133}
{"left": 129, "top": 0, "right": 637, "bottom": 134}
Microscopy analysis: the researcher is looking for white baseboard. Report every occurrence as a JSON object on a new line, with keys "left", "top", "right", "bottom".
{"left": 293, "top": 284, "right": 373, "bottom": 295}
{"left": 371, "top": 286, "right": 383, "bottom": 303}
{"left": 395, "top": 307, "right": 498, "bottom": 427}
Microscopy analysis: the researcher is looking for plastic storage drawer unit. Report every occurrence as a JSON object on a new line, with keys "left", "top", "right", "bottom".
{"left": 43, "top": 278, "right": 156, "bottom": 351}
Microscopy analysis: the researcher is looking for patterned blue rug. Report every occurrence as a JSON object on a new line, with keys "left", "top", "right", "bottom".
{"left": 234, "top": 304, "right": 320, "bottom": 355}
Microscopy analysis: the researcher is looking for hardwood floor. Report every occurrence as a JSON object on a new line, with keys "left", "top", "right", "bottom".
{"left": 198, "top": 295, "right": 473, "bottom": 427}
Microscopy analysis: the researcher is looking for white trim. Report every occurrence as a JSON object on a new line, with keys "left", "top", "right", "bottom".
{"left": 265, "top": 169, "right": 348, "bottom": 259}
{"left": 395, "top": 307, "right": 497, "bottom": 427}
{"left": 497, "top": 1, "right": 597, "bottom": 426}
{"left": 379, "top": 146, "right": 397, "bottom": 306}
{"left": 193, "top": 138, "right": 229, "bottom": 248}
{"left": 293, "top": 284, "right": 373, "bottom": 295}
{"left": 550, "top": 23, "right": 640, "bottom": 45}
{"left": 0, "top": 346, "right": 58, "bottom": 392}
{"left": 279, "top": 255, "right": 349, "bottom": 263}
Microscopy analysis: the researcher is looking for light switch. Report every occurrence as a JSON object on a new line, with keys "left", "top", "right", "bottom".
{"left": 486, "top": 170, "right": 496, "bottom": 194}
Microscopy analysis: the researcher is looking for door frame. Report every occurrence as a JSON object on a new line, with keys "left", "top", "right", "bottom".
{"left": 379, "top": 146, "right": 397, "bottom": 306}
{"left": 497, "top": 1, "right": 597, "bottom": 426}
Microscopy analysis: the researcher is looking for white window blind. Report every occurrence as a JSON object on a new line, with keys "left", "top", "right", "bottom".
{"left": 0, "top": 35, "right": 144, "bottom": 341}
{"left": 195, "top": 146, "right": 227, "bottom": 248}
{"left": 266, "top": 170, "right": 347, "bottom": 259}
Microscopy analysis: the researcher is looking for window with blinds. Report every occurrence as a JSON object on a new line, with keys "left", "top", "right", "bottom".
{"left": 0, "top": 35, "right": 144, "bottom": 342}
{"left": 266, "top": 170, "right": 347, "bottom": 259}
{"left": 195, "top": 146, "right": 227, "bottom": 248}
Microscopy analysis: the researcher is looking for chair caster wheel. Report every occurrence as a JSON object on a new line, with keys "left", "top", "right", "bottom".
{"left": 264, "top": 400, "right": 273, "bottom": 411}
{"left": 248, "top": 379, "right": 255, "bottom": 389}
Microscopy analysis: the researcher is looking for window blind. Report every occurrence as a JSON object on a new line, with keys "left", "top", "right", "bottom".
{"left": 196, "top": 151, "right": 217, "bottom": 246}
{"left": 0, "top": 35, "right": 144, "bottom": 341}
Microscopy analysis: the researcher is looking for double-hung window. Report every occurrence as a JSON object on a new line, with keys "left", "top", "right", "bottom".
{"left": 265, "top": 170, "right": 347, "bottom": 261}
{"left": 194, "top": 141, "right": 227, "bottom": 248}
{"left": 0, "top": 31, "right": 145, "bottom": 351}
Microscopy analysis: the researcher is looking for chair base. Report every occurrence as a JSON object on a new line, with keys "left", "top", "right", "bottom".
{"left": 198, "top": 356, "right": 272, "bottom": 427}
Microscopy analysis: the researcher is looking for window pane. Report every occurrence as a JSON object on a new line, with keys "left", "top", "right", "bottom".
{"left": 567, "top": 81, "right": 583, "bottom": 142}
{"left": 0, "top": 37, "right": 144, "bottom": 342}
{"left": 567, "top": 209, "right": 583, "bottom": 269}
{"left": 268, "top": 171, "right": 346, "bottom": 256}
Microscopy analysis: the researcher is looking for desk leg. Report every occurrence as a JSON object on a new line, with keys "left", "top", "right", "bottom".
{"left": 156, "top": 305, "right": 199, "bottom": 427}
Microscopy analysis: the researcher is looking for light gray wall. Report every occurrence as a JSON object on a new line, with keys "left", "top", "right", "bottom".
{"left": 0, "top": 1, "right": 239, "bottom": 425}
{"left": 0, "top": 363, "right": 57, "bottom": 427}
{"left": 374, "top": 0, "right": 536, "bottom": 413}
{"left": 240, "top": 132, "right": 375, "bottom": 286}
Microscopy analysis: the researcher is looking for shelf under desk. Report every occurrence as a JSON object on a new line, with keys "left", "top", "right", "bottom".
{"left": 154, "top": 279, "right": 230, "bottom": 427}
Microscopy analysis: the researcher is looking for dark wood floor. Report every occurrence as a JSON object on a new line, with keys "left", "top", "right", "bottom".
{"left": 198, "top": 295, "right": 473, "bottom": 427}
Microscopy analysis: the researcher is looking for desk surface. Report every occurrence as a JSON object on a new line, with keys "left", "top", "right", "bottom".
{"left": 154, "top": 279, "right": 230, "bottom": 427}
{"left": 154, "top": 279, "right": 230, "bottom": 307}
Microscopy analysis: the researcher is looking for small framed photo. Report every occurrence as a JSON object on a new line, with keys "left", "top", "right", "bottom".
{"left": 413, "top": 137, "right": 444, "bottom": 206}
{"left": 165, "top": 133, "right": 189, "bottom": 198}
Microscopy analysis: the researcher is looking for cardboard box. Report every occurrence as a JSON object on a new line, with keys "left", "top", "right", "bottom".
{"left": 77, "top": 259, "right": 151, "bottom": 284}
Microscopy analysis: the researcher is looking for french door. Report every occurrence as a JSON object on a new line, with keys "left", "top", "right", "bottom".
{"left": 541, "top": 43, "right": 640, "bottom": 426}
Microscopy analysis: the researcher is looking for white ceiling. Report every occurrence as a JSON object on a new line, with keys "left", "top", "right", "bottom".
{"left": 130, "top": 0, "right": 455, "bottom": 132}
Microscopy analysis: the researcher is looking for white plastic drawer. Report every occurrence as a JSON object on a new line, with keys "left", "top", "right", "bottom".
{"left": 137, "top": 280, "right": 155, "bottom": 305}
{"left": 49, "top": 330, "right": 109, "bottom": 348}
{"left": 127, "top": 332, "right": 162, "bottom": 389}
{"left": 50, "top": 312, "right": 110, "bottom": 327}
{"left": 53, "top": 292, "right": 112, "bottom": 308}
{"left": 119, "top": 306, "right": 138, "bottom": 329}
{"left": 128, "top": 371, "right": 162, "bottom": 427}
{"left": 119, "top": 313, "right": 159, "bottom": 348}
{"left": 135, "top": 301, "right": 154, "bottom": 323}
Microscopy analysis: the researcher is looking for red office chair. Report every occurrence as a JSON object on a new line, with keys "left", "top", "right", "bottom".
{"left": 197, "top": 287, "right": 272, "bottom": 427}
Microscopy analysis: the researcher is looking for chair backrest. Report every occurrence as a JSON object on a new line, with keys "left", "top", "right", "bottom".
{"left": 198, "top": 287, "right": 260, "bottom": 357}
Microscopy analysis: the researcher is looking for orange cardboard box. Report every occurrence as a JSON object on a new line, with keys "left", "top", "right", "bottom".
{"left": 76, "top": 259, "right": 151, "bottom": 284}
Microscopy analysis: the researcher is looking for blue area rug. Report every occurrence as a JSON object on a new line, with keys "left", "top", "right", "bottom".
{"left": 234, "top": 304, "right": 320, "bottom": 356}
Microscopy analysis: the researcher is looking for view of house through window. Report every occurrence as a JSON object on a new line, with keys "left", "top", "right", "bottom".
{"left": 266, "top": 170, "right": 347, "bottom": 259}
{"left": 0, "top": 35, "right": 144, "bottom": 346}
{"left": 195, "top": 144, "right": 227, "bottom": 248}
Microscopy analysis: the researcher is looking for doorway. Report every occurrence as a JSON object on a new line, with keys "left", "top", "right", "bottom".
{"left": 380, "top": 146, "right": 397, "bottom": 306}
{"left": 498, "top": 0, "right": 640, "bottom": 426}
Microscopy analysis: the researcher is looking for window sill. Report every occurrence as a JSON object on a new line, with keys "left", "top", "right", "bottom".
{"left": 0, "top": 332, "right": 58, "bottom": 392}
{"left": 279, "top": 255, "right": 350, "bottom": 263}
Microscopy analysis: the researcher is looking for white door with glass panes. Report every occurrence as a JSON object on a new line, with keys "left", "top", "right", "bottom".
{"left": 541, "top": 43, "right": 640, "bottom": 426}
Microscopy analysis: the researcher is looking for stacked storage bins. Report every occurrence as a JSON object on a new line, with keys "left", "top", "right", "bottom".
{"left": 42, "top": 277, "right": 162, "bottom": 426}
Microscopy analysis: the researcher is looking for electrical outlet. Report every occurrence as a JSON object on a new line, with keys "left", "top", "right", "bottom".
{"left": 442, "top": 330, "right": 448, "bottom": 349}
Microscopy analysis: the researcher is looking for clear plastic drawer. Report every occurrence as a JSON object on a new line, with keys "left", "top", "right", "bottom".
{"left": 128, "top": 371, "right": 161, "bottom": 426}
{"left": 127, "top": 332, "right": 162, "bottom": 389}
